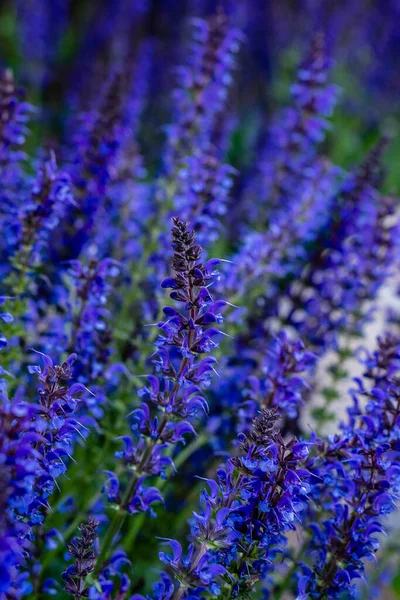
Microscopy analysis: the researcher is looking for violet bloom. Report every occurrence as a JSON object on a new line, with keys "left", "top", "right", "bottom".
{"left": 222, "top": 409, "right": 313, "bottom": 597}
{"left": 65, "top": 71, "right": 127, "bottom": 257}
{"left": 26, "top": 351, "right": 91, "bottom": 526}
{"left": 297, "top": 333, "right": 400, "bottom": 598}
{"left": 15, "top": 0, "right": 69, "bottom": 87}
{"left": 0, "top": 69, "right": 33, "bottom": 265}
{"left": 72, "top": 71, "right": 124, "bottom": 201}
{"left": 66, "top": 258, "right": 120, "bottom": 384}
{"left": 154, "top": 11, "right": 241, "bottom": 250}
{"left": 208, "top": 329, "right": 316, "bottom": 454}
{"left": 222, "top": 36, "right": 339, "bottom": 336}
{"left": 224, "top": 44, "right": 339, "bottom": 342}
{"left": 90, "top": 41, "right": 153, "bottom": 263}
{"left": 173, "top": 146, "right": 236, "bottom": 248}
{"left": 11, "top": 152, "right": 73, "bottom": 280}
{"left": 202, "top": 328, "right": 316, "bottom": 459}
{"left": 248, "top": 31, "right": 338, "bottom": 222}
{"left": 0, "top": 69, "right": 32, "bottom": 175}
{"left": 101, "top": 218, "right": 230, "bottom": 537}
{"left": 0, "top": 395, "right": 39, "bottom": 598}
{"left": 143, "top": 409, "right": 312, "bottom": 599}
{"left": 63, "top": 518, "right": 99, "bottom": 599}
{"left": 89, "top": 550, "right": 132, "bottom": 600}
{"left": 243, "top": 331, "right": 316, "bottom": 421}
{"left": 67, "top": 0, "right": 149, "bottom": 117}
{"left": 284, "top": 138, "right": 399, "bottom": 353}
{"left": 163, "top": 11, "right": 242, "bottom": 177}
{"left": 228, "top": 159, "right": 339, "bottom": 307}
{"left": 138, "top": 12, "right": 241, "bottom": 346}
{"left": 0, "top": 297, "right": 14, "bottom": 351}
{"left": 225, "top": 36, "right": 339, "bottom": 334}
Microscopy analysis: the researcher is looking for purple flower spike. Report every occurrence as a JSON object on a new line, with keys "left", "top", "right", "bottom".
{"left": 62, "top": 518, "right": 99, "bottom": 599}
{"left": 12, "top": 152, "right": 73, "bottom": 276}
{"left": 152, "top": 408, "right": 313, "bottom": 598}
{"left": 104, "top": 218, "right": 231, "bottom": 520}
{"left": 298, "top": 333, "right": 400, "bottom": 598}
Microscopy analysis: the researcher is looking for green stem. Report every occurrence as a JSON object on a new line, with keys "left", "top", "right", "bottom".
{"left": 94, "top": 470, "right": 140, "bottom": 575}
{"left": 171, "top": 584, "right": 187, "bottom": 600}
{"left": 94, "top": 412, "right": 170, "bottom": 573}
{"left": 171, "top": 541, "right": 208, "bottom": 600}
{"left": 95, "top": 251, "right": 202, "bottom": 573}
{"left": 124, "top": 434, "right": 209, "bottom": 551}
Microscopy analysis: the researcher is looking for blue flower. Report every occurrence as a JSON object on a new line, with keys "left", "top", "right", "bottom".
{"left": 104, "top": 218, "right": 231, "bottom": 519}
{"left": 151, "top": 409, "right": 313, "bottom": 598}
{"left": 297, "top": 333, "right": 400, "bottom": 598}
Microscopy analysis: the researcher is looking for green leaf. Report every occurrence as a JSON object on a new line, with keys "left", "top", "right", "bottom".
{"left": 392, "top": 573, "right": 400, "bottom": 597}
{"left": 321, "top": 386, "right": 340, "bottom": 403}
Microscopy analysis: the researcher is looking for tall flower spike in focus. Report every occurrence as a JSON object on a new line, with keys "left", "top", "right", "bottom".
{"left": 222, "top": 409, "right": 313, "bottom": 597}
{"left": 0, "top": 344, "right": 90, "bottom": 597}
{"left": 97, "top": 217, "right": 230, "bottom": 570}
{"left": 137, "top": 12, "right": 241, "bottom": 363}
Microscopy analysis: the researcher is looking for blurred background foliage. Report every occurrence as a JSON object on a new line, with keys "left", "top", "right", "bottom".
{"left": 1, "top": 0, "right": 400, "bottom": 189}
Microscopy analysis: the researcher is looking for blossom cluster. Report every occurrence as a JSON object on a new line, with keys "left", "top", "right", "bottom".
{"left": 102, "top": 217, "right": 229, "bottom": 523}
